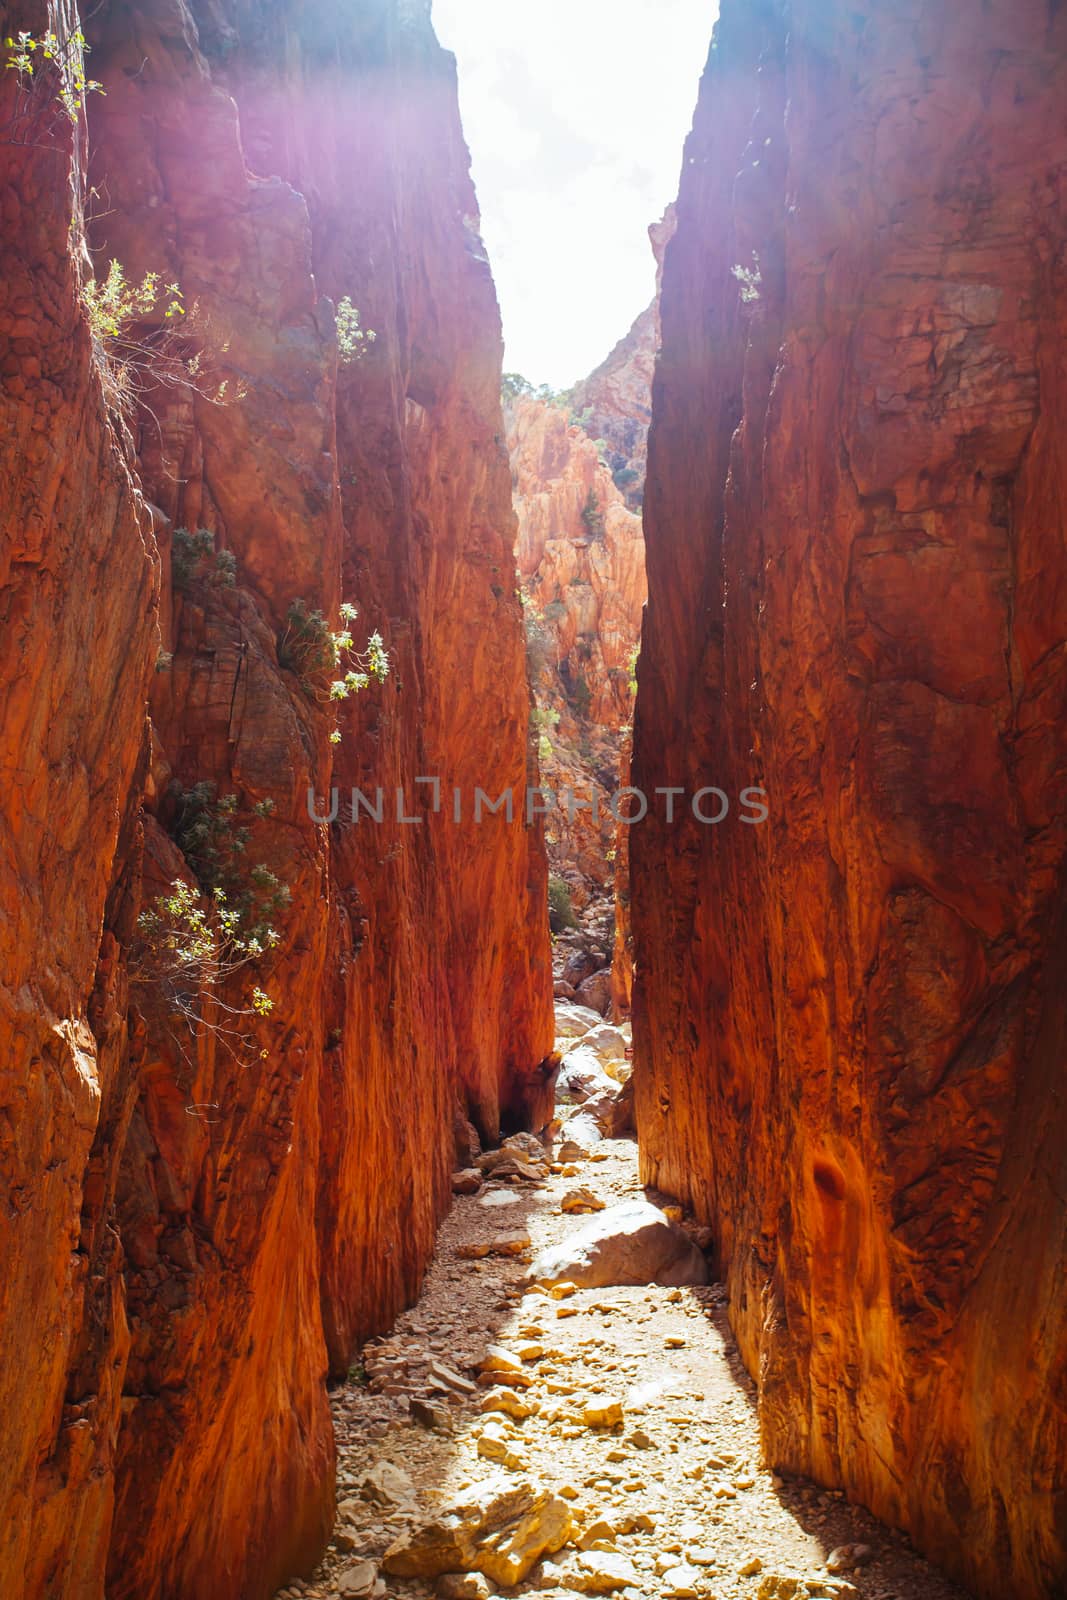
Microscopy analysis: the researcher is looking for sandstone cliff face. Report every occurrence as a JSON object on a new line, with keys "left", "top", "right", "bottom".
{"left": 513, "top": 398, "right": 645, "bottom": 730}
{"left": 0, "top": 13, "right": 158, "bottom": 1585}
{"left": 511, "top": 398, "right": 644, "bottom": 947}
{"left": 631, "top": 3, "right": 1067, "bottom": 1598}
{"left": 0, "top": 2, "right": 551, "bottom": 1596}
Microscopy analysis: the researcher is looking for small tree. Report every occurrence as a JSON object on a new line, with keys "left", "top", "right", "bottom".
{"left": 571, "top": 674, "right": 592, "bottom": 718}
{"left": 130, "top": 786, "right": 290, "bottom": 1068}
{"left": 580, "top": 489, "right": 606, "bottom": 541}
{"left": 78, "top": 258, "right": 238, "bottom": 417}
{"left": 171, "top": 527, "right": 236, "bottom": 591}
{"left": 278, "top": 599, "right": 388, "bottom": 743}
{"left": 130, "top": 879, "right": 276, "bottom": 1067}
{"left": 3, "top": 25, "right": 102, "bottom": 128}
{"left": 335, "top": 297, "right": 375, "bottom": 364}
{"left": 548, "top": 877, "right": 578, "bottom": 933}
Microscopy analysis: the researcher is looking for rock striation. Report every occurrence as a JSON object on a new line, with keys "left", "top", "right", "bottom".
{"left": 630, "top": 3, "right": 1067, "bottom": 1598}
{"left": 510, "top": 399, "right": 644, "bottom": 1004}
{"left": 0, "top": 2, "right": 551, "bottom": 1598}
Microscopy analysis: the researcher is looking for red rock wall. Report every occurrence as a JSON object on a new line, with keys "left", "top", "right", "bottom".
{"left": 0, "top": 1, "right": 552, "bottom": 1596}
{"left": 631, "top": 3, "right": 1067, "bottom": 1597}
{"left": 0, "top": 6, "right": 156, "bottom": 1588}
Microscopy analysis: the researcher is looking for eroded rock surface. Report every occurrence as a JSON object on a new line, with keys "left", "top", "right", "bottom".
{"left": 0, "top": 2, "right": 551, "bottom": 1596}
{"left": 630, "top": 3, "right": 1067, "bottom": 1596}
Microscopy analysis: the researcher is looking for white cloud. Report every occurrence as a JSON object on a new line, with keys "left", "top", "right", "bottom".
{"left": 432, "top": 0, "right": 717, "bottom": 388}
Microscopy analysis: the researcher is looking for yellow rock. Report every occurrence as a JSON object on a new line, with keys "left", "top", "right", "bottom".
{"left": 578, "top": 1519, "right": 617, "bottom": 1549}
{"left": 613, "top": 1510, "right": 655, "bottom": 1533}
{"left": 480, "top": 1345, "right": 523, "bottom": 1375}
{"left": 758, "top": 1579, "right": 802, "bottom": 1600}
{"left": 382, "top": 1475, "right": 573, "bottom": 1586}
{"left": 481, "top": 1387, "right": 538, "bottom": 1420}
{"left": 583, "top": 1400, "right": 624, "bottom": 1429}
{"left": 477, "top": 1431, "right": 526, "bottom": 1470}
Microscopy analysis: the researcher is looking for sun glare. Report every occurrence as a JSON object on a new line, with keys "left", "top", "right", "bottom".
{"left": 432, "top": 0, "right": 717, "bottom": 388}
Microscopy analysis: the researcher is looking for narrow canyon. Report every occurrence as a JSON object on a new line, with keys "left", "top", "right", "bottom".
{"left": 0, "top": 3, "right": 1063, "bottom": 1600}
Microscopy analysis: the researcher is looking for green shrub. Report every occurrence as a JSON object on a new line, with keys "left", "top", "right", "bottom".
{"left": 81, "top": 259, "right": 184, "bottom": 342}
{"left": 580, "top": 489, "right": 606, "bottom": 540}
{"left": 171, "top": 528, "right": 214, "bottom": 590}
{"left": 502, "top": 372, "right": 535, "bottom": 404}
{"left": 524, "top": 606, "right": 555, "bottom": 676}
{"left": 571, "top": 674, "right": 592, "bottom": 718}
{"left": 335, "top": 297, "right": 375, "bottom": 364}
{"left": 731, "top": 253, "right": 762, "bottom": 304}
{"left": 77, "top": 259, "right": 239, "bottom": 417}
{"left": 4, "top": 26, "right": 102, "bottom": 122}
{"left": 171, "top": 528, "right": 237, "bottom": 592}
{"left": 279, "top": 598, "right": 388, "bottom": 742}
{"left": 131, "top": 877, "right": 276, "bottom": 1071}
{"left": 502, "top": 372, "right": 574, "bottom": 408}
{"left": 166, "top": 782, "right": 288, "bottom": 946}
{"left": 214, "top": 549, "right": 237, "bottom": 587}
{"left": 131, "top": 787, "right": 290, "bottom": 1057}
{"left": 548, "top": 877, "right": 577, "bottom": 933}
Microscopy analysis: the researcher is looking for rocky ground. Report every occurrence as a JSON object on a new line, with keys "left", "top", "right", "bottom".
{"left": 275, "top": 1017, "right": 967, "bottom": 1600}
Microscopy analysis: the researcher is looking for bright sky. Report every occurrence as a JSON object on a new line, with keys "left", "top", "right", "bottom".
{"left": 432, "top": 0, "right": 716, "bottom": 390}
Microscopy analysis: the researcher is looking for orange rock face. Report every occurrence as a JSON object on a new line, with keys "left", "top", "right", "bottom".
{"left": 0, "top": 2, "right": 552, "bottom": 1597}
{"left": 631, "top": 4, "right": 1067, "bottom": 1598}
{"left": 512, "top": 398, "right": 645, "bottom": 911}
{"left": 513, "top": 398, "right": 646, "bottom": 730}
{"left": 0, "top": 29, "right": 158, "bottom": 1591}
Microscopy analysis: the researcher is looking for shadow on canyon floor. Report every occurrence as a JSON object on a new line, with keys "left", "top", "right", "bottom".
{"left": 280, "top": 1136, "right": 967, "bottom": 1600}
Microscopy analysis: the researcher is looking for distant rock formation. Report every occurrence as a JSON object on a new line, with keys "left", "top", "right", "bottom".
{"left": 568, "top": 206, "right": 676, "bottom": 510}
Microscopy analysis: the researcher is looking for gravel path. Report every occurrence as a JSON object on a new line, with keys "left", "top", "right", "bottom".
{"left": 275, "top": 1129, "right": 968, "bottom": 1600}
